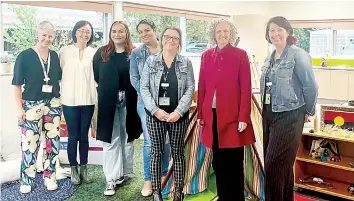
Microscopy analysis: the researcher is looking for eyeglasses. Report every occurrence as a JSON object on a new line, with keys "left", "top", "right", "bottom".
{"left": 77, "top": 29, "right": 91, "bottom": 36}
{"left": 163, "top": 35, "right": 180, "bottom": 42}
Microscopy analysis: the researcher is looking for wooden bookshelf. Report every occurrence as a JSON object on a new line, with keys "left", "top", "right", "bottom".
{"left": 295, "top": 130, "right": 354, "bottom": 200}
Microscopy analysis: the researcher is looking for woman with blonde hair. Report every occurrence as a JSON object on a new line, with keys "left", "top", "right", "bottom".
{"left": 197, "top": 18, "right": 255, "bottom": 201}
{"left": 141, "top": 26, "right": 195, "bottom": 201}
{"left": 12, "top": 21, "right": 62, "bottom": 194}
{"left": 93, "top": 21, "right": 141, "bottom": 196}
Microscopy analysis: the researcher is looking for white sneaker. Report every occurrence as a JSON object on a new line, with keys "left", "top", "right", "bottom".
{"left": 115, "top": 177, "right": 125, "bottom": 185}
{"left": 104, "top": 181, "right": 116, "bottom": 196}
{"left": 20, "top": 185, "right": 31, "bottom": 194}
{"left": 44, "top": 180, "right": 58, "bottom": 191}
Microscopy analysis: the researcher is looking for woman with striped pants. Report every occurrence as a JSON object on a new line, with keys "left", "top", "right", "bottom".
{"left": 140, "top": 26, "right": 195, "bottom": 201}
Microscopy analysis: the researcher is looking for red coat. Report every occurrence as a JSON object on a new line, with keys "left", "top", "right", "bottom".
{"left": 197, "top": 44, "right": 256, "bottom": 149}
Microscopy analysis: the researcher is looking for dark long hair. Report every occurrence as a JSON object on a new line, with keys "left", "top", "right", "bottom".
{"left": 101, "top": 21, "right": 134, "bottom": 62}
{"left": 265, "top": 16, "right": 296, "bottom": 45}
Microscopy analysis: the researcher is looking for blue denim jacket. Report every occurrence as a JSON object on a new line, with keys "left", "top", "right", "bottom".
{"left": 130, "top": 44, "right": 158, "bottom": 94}
{"left": 260, "top": 45, "right": 318, "bottom": 116}
{"left": 140, "top": 52, "right": 195, "bottom": 116}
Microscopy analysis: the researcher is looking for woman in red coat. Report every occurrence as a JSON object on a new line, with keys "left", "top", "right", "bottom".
{"left": 197, "top": 18, "right": 256, "bottom": 201}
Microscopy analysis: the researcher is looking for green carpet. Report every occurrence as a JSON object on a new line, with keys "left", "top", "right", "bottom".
{"left": 67, "top": 139, "right": 216, "bottom": 201}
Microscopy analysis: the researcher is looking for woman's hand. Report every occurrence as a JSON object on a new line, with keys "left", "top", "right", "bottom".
{"left": 238, "top": 122, "right": 247, "bottom": 132}
{"left": 154, "top": 109, "right": 170, "bottom": 121}
{"left": 17, "top": 108, "right": 26, "bottom": 123}
{"left": 197, "top": 119, "right": 204, "bottom": 127}
{"left": 166, "top": 112, "right": 181, "bottom": 123}
{"left": 305, "top": 114, "right": 311, "bottom": 123}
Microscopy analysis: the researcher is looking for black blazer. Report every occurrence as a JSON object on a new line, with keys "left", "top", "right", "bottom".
{"left": 93, "top": 47, "right": 142, "bottom": 143}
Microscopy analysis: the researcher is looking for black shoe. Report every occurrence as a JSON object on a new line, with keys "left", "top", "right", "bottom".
{"left": 152, "top": 190, "right": 163, "bottom": 201}
{"left": 210, "top": 196, "right": 219, "bottom": 201}
{"left": 173, "top": 186, "right": 184, "bottom": 201}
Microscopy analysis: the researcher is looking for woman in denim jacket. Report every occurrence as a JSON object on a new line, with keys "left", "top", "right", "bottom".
{"left": 260, "top": 16, "right": 318, "bottom": 201}
{"left": 130, "top": 19, "right": 171, "bottom": 197}
{"left": 140, "top": 26, "right": 195, "bottom": 201}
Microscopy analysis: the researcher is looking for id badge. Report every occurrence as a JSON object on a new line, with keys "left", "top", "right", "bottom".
{"left": 161, "top": 83, "right": 169, "bottom": 88}
{"left": 159, "top": 97, "right": 170, "bottom": 106}
{"left": 42, "top": 85, "right": 53, "bottom": 93}
{"left": 265, "top": 94, "right": 271, "bottom": 104}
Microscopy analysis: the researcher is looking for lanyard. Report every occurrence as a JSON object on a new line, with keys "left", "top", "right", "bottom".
{"left": 34, "top": 46, "right": 51, "bottom": 84}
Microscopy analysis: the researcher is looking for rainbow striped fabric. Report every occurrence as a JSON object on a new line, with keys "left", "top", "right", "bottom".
{"left": 163, "top": 95, "right": 265, "bottom": 201}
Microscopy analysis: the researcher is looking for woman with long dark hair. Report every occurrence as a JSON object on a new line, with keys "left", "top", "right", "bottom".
{"left": 130, "top": 19, "right": 171, "bottom": 197}
{"left": 93, "top": 21, "right": 141, "bottom": 196}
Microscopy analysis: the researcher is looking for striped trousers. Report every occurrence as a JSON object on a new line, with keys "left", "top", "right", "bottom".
{"left": 146, "top": 115, "right": 188, "bottom": 191}
{"left": 262, "top": 104, "right": 305, "bottom": 201}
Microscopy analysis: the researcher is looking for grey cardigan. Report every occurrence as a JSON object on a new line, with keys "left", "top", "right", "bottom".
{"left": 140, "top": 52, "right": 195, "bottom": 116}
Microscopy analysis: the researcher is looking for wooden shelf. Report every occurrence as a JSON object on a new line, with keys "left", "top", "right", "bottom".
{"left": 302, "top": 131, "right": 354, "bottom": 143}
{"left": 296, "top": 149, "right": 354, "bottom": 172}
{"left": 295, "top": 179, "right": 354, "bottom": 200}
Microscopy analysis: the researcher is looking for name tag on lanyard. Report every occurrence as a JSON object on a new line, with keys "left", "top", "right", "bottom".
{"left": 34, "top": 47, "right": 52, "bottom": 93}
{"left": 265, "top": 82, "right": 272, "bottom": 105}
{"left": 159, "top": 97, "right": 170, "bottom": 106}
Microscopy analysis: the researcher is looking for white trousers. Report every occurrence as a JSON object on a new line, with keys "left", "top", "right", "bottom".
{"left": 102, "top": 104, "right": 134, "bottom": 182}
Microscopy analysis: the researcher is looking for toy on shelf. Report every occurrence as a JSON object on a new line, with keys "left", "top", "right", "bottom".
{"left": 299, "top": 175, "right": 334, "bottom": 188}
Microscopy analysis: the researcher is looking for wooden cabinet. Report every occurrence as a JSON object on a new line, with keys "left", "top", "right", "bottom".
{"left": 295, "top": 131, "right": 354, "bottom": 200}
{"left": 313, "top": 69, "right": 331, "bottom": 99}
{"left": 348, "top": 71, "right": 354, "bottom": 101}
{"left": 330, "top": 70, "right": 349, "bottom": 100}
{"left": 313, "top": 68, "right": 354, "bottom": 101}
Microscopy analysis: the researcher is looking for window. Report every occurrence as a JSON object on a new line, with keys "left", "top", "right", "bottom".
{"left": 334, "top": 30, "right": 354, "bottom": 56}
{"left": 185, "top": 19, "right": 211, "bottom": 56}
{"left": 2, "top": 3, "right": 106, "bottom": 60}
{"left": 124, "top": 11, "right": 179, "bottom": 47}
{"left": 293, "top": 28, "right": 331, "bottom": 57}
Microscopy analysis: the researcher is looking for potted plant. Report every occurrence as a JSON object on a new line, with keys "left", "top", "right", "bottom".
{"left": 0, "top": 53, "right": 12, "bottom": 74}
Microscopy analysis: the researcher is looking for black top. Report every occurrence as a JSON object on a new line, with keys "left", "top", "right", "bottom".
{"left": 145, "top": 57, "right": 189, "bottom": 122}
{"left": 111, "top": 52, "right": 130, "bottom": 91}
{"left": 158, "top": 57, "right": 178, "bottom": 113}
{"left": 93, "top": 47, "right": 142, "bottom": 143}
{"left": 11, "top": 48, "right": 62, "bottom": 101}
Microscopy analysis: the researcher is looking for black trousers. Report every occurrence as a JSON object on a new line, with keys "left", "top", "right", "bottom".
{"left": 63, "top": 105, "right": 95, "bottom": 166}
{"left": 212, "top": 109, "right": 245, "bottom": 201}
{"left": 262, "top": 104, "right": 305, "bottom": 201}
{"left": 146, "top": 114, "right": 188, "bottom": 191}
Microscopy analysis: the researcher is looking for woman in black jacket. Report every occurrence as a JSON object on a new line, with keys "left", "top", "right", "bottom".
{"left": 93, "top": 21, "right": 141, "bottom": 196}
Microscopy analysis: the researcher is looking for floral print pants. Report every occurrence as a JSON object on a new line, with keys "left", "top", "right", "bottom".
{"left": 19, "top": 97, "right": 62, "bottom": 186}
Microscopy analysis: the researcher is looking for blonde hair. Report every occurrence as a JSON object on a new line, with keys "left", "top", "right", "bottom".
{"left": 37, "top": 21, "right": 55, "bottom": 33}
{"left": 160, "top": 26, "right": 183, "bottom": 52}
{"left": 207, "top": 18, "right": 238, "bottom": 46}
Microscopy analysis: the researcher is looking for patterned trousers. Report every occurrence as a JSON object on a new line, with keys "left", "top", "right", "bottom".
{"left": 19, "top": 98, "right": 62, "bottom": 186}
{"left": 146, "top": 115, "right": 188, "bottom": 191}
{"left": 262, "top": 104, "right": 305, "bottom": 201}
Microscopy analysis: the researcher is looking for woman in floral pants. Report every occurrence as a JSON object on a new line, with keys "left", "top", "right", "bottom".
{"left": 12, "top": 21, "right": 63, "bottom": 194}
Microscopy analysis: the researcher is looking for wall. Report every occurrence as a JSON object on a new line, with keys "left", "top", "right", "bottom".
{"left": 270, "top": 1, "right": 354, "bottom": 20}
{"left": 232, "top": 14, "right": 270, "bottom": 66}
{"left": 128, "top": 1, "right": 272, "bottom": 16}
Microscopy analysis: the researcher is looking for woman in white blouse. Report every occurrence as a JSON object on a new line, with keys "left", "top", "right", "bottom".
{"left": 60, "top": 20, "right": 97, "bottom": 185}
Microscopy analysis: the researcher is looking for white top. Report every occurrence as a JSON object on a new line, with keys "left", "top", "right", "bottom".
{"left": 59, "top": 45, "right": 97, "bottom": 106}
